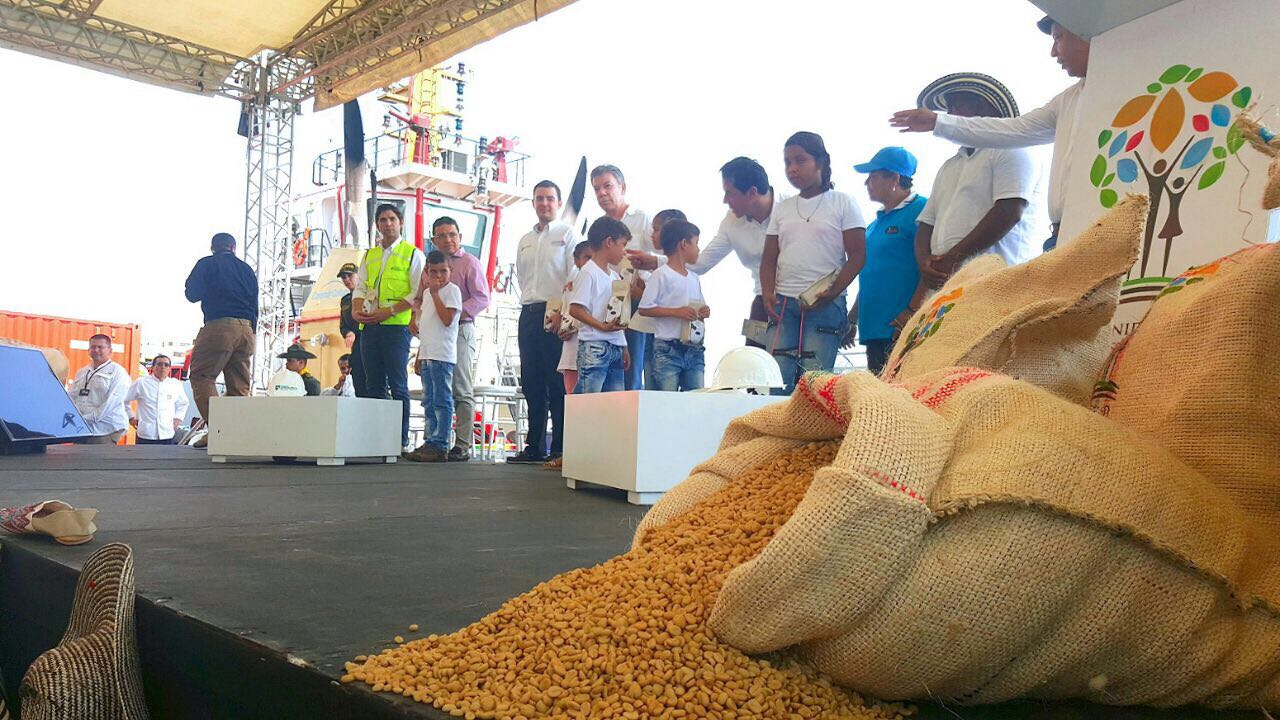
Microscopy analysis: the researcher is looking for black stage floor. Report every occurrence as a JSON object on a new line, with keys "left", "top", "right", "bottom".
{"left": 0, "top": 446, "right": 1262, "bottom": 720}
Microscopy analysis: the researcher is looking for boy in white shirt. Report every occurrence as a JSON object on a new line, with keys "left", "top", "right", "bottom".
{"left": 639, "top": 219, "right": 710, "bottom": 391}
{"left": 406, "top": 250, "right": 462, "bottom": 462}
{"left": 569, "top": 217, "right": 631, "bottom": 393}
{"left": 555, "top": 240, "right": 594, "bottom": 395}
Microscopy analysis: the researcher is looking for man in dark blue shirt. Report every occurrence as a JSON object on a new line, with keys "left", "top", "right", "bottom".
{"left": 185, "top": 233, "right": 258, "bottom": 444}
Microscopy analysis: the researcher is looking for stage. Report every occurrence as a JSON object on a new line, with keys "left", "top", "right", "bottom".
{"left": 0, "top": 445, "right": 1259, "bottom": 720}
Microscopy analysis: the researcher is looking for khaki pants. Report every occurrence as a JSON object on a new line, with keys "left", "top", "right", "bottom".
{"left": 452, "top": 322, "right": 476, "bottom": 450}
{"left": 190, "top": 318, "right": 255, "bottom": 427}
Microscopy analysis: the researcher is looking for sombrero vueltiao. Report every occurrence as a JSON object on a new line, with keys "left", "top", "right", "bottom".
{"left": 917, "top": 72, "right": 1020, "bottom": 119}
{"left": 20, "top": 543, "right": 148, "bottom": 718}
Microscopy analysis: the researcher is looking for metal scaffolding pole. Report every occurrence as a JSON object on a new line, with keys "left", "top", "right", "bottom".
{"left": 242, "top": 56, "right": 296, "bottom": 390}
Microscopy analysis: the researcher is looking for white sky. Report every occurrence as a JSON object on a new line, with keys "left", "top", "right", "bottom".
{"left": 0, "top": 0, "right": 1065, "bottom": 370}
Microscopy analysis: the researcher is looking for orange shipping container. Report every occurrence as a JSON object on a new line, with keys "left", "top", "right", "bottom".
{"left": 0, "top": 310, "right": 142, "bottom": 383}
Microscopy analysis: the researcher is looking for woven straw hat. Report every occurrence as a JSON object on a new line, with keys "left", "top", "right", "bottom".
{"left": 917, "top": 72, "right": 1020, "bottom": 118}
{"left": 20, "top": 543, "right": 149, "bottom": 719}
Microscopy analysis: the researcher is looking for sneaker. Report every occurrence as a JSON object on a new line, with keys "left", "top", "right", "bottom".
{"left": 505, "top": 450, "right": 547, "bottom": 464}
{"left": 192, "top": 435, "right": 208, "bottom": 448}
{"left": 406, "top": 447, "right": 448, "bottom": 463}
{"left": 447, "top": 446, "right": 471, "bottom": 462}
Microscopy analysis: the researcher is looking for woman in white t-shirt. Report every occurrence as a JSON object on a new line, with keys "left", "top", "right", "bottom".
{"left": 759, "top": 131, "right": 868, "bottom": 393}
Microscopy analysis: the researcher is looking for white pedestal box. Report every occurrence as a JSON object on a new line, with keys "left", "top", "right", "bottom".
{"left": 207, "top": 396, "right": 402, "bottom": 466}
{"left": 562, "top": 391, "right": 785, "bottom": 505}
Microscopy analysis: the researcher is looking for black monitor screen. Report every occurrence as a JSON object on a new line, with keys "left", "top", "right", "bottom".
{"left": 0, "top": 346, "right": 90, "bottom": 441}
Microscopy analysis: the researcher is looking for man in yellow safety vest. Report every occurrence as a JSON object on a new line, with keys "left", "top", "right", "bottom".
{"left": 351, "top": 204, "right": 425, "bottom": 449}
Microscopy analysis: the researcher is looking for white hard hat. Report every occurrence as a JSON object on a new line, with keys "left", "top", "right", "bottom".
{"left": 268, "top": 369, "right": 306, "bottom": 397}
{"left": 707, "top": 347, "right": 784, "bottom": 393}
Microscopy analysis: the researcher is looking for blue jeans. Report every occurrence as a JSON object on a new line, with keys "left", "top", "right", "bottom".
{"left": 624, "top": 328, "right": 649, "bottom": 390}
{"left": 643, "top": 333, "right": 656, "bottom": 389}
{"left": 768, "top": 293, "right": 848, "bottom": 395}
{"left": 575, "top": 341, "right": 626, "bottom": 394}
{"left": 419, "top": 359, "right": 455, "bottom": 451}
{"left": 358, "top": 323, "right": 412, "bottom": 446}
{"left": 652, "top": 339, "right": 705, "bottom": 391}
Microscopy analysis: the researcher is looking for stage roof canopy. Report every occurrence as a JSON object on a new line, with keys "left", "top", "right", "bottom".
{"left": 0, "top": 0, "right": 576, "bottom": 110}
{"left": 1031, "top": 0, "right": 1182, "bottom": 38}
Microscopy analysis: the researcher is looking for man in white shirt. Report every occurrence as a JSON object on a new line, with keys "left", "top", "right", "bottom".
{"left": 591, "top": 164, "right": 659, "bottom": 390}
{"left": 68, "top": 333, "right": 130, "bottom": 444}
{"left": 125, "top": 355, "right": 190, "bottom": 444}
{"left": 891, "top": 15, "right": 1089, "bottom": 250}
{"left": 510, "top": 179, "right": 580, "bottom": 464}
{"left": 910, "top": 76, "right": 1043, "bottom": 284}
{"left": 691, "top": 157, "right": 779, "bottom": 348}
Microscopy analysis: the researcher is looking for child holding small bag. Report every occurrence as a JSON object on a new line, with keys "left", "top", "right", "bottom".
{"left": 638, "top": 219, "right": 709, "bottom": 391}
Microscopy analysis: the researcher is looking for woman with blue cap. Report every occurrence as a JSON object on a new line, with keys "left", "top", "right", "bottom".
{"left": 853, "top": 147, "right": 927, "bottom": 375}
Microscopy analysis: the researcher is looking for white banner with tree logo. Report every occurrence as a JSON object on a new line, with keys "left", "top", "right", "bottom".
{"left": 1058, "top": 0, "right": 1280, "bottom": 340}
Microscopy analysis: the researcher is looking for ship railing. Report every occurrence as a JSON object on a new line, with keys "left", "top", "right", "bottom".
{"left": 311, "top": 124, "right": 529, "bottom": 190}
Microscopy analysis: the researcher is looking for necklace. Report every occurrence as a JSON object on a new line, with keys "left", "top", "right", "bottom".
{"left": 797, "top": 192, "right": 825, "bottom": 223}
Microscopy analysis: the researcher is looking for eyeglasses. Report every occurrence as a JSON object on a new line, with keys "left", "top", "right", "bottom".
{"left": 153, "top": 362, "right": 171, "bottom": 368}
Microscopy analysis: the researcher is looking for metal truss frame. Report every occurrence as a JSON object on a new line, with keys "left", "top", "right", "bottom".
{"left": 242, "top": 59, "right": 297, "bottom": 390}
{"left": 1, "top": 0, "right": 537, "bottom": 387}
{"left": 269, "top": 0, "right": 520, "bottom": 101}
{"left": 0, "top": 0, "right": 255, "bottom": 98}
{"left": 1, "top": 0, "right": 534, "bottom": 104}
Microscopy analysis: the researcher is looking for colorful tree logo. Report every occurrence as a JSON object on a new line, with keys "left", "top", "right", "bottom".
{"left": 897, "top": 286, "right": 962, "bottom": 358}
{"left": 1092, "top": 65, "right": 1252, "bottom": 277}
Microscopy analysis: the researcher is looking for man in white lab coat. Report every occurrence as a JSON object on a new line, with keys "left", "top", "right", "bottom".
{"left": 125, "top": 355, "right": 190, "bottom": 445}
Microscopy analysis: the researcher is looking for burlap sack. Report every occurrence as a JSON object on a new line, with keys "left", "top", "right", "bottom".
{"left": 639, "top": 368, "right": 1280, "bottom": 709}
{"left": 1265, "top": 158, "right": 1280, "bottom": 210}
{"left": 883, "top": 196, "right": 1147, "bottom": 404}
{"left": 1238, "top": 113, "right": 1280, "bottom": 210}
{"left": 1095, "top": 242, "right": 1280, "bottom": 534}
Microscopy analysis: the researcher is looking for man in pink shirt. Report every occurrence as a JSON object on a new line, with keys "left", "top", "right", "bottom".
{"left": 428, "top": 216, "right": 490, "bottom": 461}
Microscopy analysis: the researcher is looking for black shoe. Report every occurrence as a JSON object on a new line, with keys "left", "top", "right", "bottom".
{"left": 447, "top": 446, "right": 471, "bottom": 462}
{"left": 505, "top": 450, "right": 547, "bottom": 464}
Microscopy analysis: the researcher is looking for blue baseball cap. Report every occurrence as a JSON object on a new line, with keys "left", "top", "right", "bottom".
{"left": 853, "top": 147, "right": 917, "bottom": 178}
